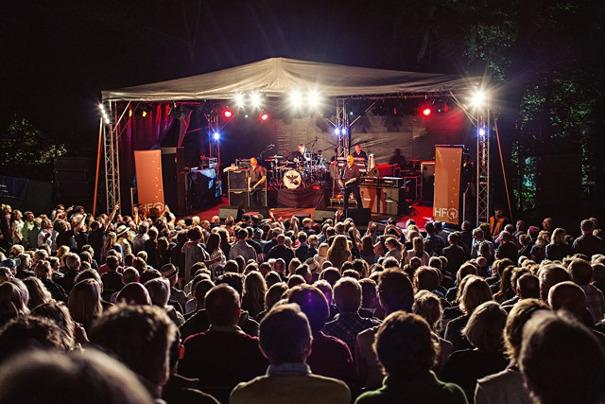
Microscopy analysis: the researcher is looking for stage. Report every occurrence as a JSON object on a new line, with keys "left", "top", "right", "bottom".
{"left": 191, "top": 196, "right": 433, "bottom": 230}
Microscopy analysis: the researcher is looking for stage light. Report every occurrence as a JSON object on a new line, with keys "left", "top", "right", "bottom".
{"left": 288, "top": 89, "right": 304, "bottom": 110}
{"left": 98, "top": 103, "right": 111, "bottom": 124}
{"left": 421, "top": 107, "right": 432, "bottom": 117}
{"left": 234, "top": 92, "right": 245, "bottom": 109}
{"left": 259, "top": 112, "right": 269, "bottom": 121}
{"left": 223, "top": 108, "right": 233, "bottom": 119}
{"left": 470, "top": 88, "right": 488, "bottom": 110}
{"left": 128, "top": 109, "right": 133, "bottom": 117}
{"left": 249, "top": 91, "right": 263, "bottom": 109}
{"left": 478, "top": 127, "right": 487, "bottom": 137}
{"left": 340, "top": 127, "right": 347, "bottom": 136}
{"left": 334, "top": 127, "right": 340, "bottom": 135}
{"left": 142, "top": 110, "right": 148, "bottom": 118}
{"left": 306, "top": 89, "right": 322, "bottom": 110}
{"left": 212, "top": 131, "right": 220, "bottom": 141}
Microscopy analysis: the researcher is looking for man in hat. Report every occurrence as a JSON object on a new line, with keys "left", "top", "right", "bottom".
{"left": 160, "top": 263, "right": 187, "bottom": 313}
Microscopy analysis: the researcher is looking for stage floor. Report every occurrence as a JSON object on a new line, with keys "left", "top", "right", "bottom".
{"left": 191, "top": 197, "right": 433, "bottom": 230}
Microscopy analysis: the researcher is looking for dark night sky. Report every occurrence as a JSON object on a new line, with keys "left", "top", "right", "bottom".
{"left": 0, "top": 0, "right": 470, "bottom": 154}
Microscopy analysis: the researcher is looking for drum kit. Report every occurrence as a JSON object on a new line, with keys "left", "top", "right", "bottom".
{"left": 264, "top": 152, "right": 328, "bottom": 190}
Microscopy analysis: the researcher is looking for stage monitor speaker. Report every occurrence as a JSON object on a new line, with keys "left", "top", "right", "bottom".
{"left": 228, "top": 190, "right": 249, "bottom": 208}
{"left": 359, "top": 185, "right": 380, "bottom": 213}
{"left": 381, "top": 187, "right": 404, "bottom": 216}
{"left": 161, "top": 147, "right": 186, "bottom": 215}
{"left": 421, "top": 161, "right": 435, "bottom": 205}
{"left": 219, "top": 206, "right": 243, "bottom": 221}
{"left": 347, "top": 207, "right": 371, "bottom": 226}
{"left": 313, "top": 209, "right": 337, "bottom": 222}
{"left": 228, "top": 170, "right": 248, "bottom": 191}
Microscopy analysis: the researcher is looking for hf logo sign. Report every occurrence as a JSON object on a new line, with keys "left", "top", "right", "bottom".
{"left": 434, "top": 207, "right": 459, "bottom": 222}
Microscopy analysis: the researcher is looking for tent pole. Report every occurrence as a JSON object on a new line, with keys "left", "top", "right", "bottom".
{"left": 93, "top": 118, "right": 103, "bottom": 217}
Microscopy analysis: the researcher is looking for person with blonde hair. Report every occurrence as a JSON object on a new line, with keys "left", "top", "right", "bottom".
{"left": 444, "top": 276, "right": 493, "bottom": 351}
{"left": 545, "top": 228, "right": 571, "bottom": 262}
{"left": 474, "top": 298, "right": 548, "bottom": 404}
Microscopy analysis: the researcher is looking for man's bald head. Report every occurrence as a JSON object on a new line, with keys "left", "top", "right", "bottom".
{"left": 548, "top": 281, "right": 587, "bottom": 319}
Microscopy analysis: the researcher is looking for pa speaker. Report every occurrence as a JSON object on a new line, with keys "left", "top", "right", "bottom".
{"left": 219, "top": 206, "right": 243, "bottom": 221}
{"left": 228, "top": 170, "right": 248, "bottom": 191}
{"left": 228, "top": 190, "right": 249, "bottom": 208}
{"left": 313, "top": 209, "right": 336, "bottom": 222}
{"left": 347, "top": 207, "right": 371, "bottom": 226}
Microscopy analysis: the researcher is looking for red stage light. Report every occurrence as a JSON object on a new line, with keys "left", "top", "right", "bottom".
{"left": 223, "top": 109, "right": 233, "bottom": 119}
{"left": 259, "top": 113, "right": 269, "bottom": 121}
{"left": 421, "top": 107, "right": 432, "bottom": 117}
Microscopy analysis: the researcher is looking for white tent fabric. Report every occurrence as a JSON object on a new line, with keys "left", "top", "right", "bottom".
{"left": 102, "top": 57, "right": 476, "bottom": 102}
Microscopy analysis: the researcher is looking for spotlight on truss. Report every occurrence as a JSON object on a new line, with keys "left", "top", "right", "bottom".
{"left": 469, "top": 88, "right": 489, "bottom": 110}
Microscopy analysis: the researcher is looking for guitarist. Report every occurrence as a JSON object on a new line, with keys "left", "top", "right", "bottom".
{"left": 248, "top": 157, "right": 267, "bottom": 208}
{"left": 342, "top": 154, "right": 363, "bottom": 217}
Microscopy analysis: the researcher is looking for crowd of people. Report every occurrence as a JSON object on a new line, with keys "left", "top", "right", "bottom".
{"left": 1, "top": 201, "right": 605, "bottom": 404}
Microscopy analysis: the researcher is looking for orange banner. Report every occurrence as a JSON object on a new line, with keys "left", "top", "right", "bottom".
{"left": 433, "top": 146, "right": 463, "bottom": 225}
{"left": 134, "top": 150, "right": 165, "bottom": 206}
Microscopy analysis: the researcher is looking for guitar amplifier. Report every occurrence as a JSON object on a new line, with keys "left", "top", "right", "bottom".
{"left": 380, "top": 187, "right": 404, "bottom": 216}
{"left": 228, "top": 190, "right": 250, "bottom": 208}
{"left": 359, "top": 185, "right": 380, "bottom": 213}
{"left": 228, "top": 170, "right": 248, "bottom": 191}
{"left": 380, "top": 177, "right": 404, "bottom": 188}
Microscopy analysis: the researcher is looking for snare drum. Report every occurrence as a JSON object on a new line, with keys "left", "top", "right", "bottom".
{"left": 283, "top": 169, "right": 302, "bottom": 189}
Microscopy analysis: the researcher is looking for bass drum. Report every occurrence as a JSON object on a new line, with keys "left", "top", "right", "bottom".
{"left": 283, "top": 169, "right": 302, "bottom": 189}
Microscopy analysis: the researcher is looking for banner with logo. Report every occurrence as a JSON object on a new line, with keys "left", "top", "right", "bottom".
{"left": 433, "top": 146, "right": 463, "bottom": 225}
{"left": 134, "top": 150, "right": 165, "bottom": 207}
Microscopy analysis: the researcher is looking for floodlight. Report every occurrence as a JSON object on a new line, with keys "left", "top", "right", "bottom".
{"left": 234, "top": 93, "right": 245, "bottom": 109}
{"left": 470, "top": 88, "right": 488, "bottom": 110}
{"left": 288, "top": 89, "right": 304, "bottom": 110}
{"left": 340, "top": 127, "right": 346, "bottom": 136}
{"left": 249, "top": 91, "right": 263, "bottom": 109}
{"left": 478, "top": 127, "right": 486, "bottom": 137}
{"left": 307, "top": 89, "right": 322, "bottom": 110}
{"left": 421, "top": 107, "right": 432, "bottom": 117}
{"left": 334, "top": 127, "right": 340, "bottom": 135}
{"left": 212, "top": 131, "right": 220, "bottom": 141}
{"left": 259, "top": 112, "right": 269, "bottom": 122}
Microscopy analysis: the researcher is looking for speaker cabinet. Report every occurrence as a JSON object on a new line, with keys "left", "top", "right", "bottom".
{"left": 359, "top": 185, "right": 380, "bottom": 213}
{"left": 381, "top": 187, "right": 404, "bottom": 216}
{"left": 421, "top": 161, "right": 435, "bottom": 205}
{"left": 313, "top": 209, "right": 337, "bottom": 222}
{"left": 228, "top": 190, "right": 250, "bottom": 208}
{"left": 347, "top": 207, "right": 371, "bottom": 226}
{"left": 219, "top": 207, "right": 243, "bottom": 221}
{"left": 228, "top": 170, "right": 248, "bottom": 191}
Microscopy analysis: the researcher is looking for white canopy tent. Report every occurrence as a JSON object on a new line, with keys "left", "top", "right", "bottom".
{"left": 97, "top": 57, "right": 484, "bottom": 217}
{"left": 102, "top": 57, "right": 476, "bottom": 101}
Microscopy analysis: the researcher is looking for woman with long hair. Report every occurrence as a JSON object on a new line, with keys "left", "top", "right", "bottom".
{"left": 0, "top": 281, "right": 30, "bottom": 326}
{"left": 530, "top": 231, "right": 549, "bottom": 262}
{"left": 241, "top": 271, "right": 267, "bottom": 318}
{"left": 23, "top": 277, "right": 52, "bottom": 310}
{"left": 205, "top": 232, "right": 226, "bottom": 278}
{"left": 360, "top": 235, "right": 378, "bottom": 265}
{"left": 328, "top": 235, "right": 352, "bottom": 271}
{"left": 493, "top": 265, "right": 516, "bottom": 303}
{"left": 545, "top": 228, "right": 572, "bottom": 262}
{"left": 68, "top": 279, "right": 103, "bottom": 332}
{"left": 404, "top": 236, "right": 430, "bottom": 266}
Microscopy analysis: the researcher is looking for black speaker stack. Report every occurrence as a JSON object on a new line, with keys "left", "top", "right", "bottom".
{"left": 358, "top": 176, "right": 409, "bottom": 217}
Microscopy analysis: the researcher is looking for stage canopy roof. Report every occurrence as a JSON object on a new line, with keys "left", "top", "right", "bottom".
{"left": 102, "top": 57, "right": 477, "bottom": 102}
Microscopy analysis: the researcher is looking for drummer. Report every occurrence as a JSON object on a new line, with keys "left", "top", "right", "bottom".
{"left": 287, "top": 143, "right": 309, "bottom": 163}
{"left": 352, "top": 143, "right": 368, "bottom": 163}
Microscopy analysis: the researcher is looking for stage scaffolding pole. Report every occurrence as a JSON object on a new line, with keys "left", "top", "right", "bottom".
{"left": 335, "top": 98, "right": 349, "bottom": 159}
{"left": 103, "top": 101, "right": 121, "bottom": 213}
{"left": 93, "top": 118, "right": 103, "bottom": 217}
{"left": 476, "top": 109, "right": 490, "bottom": 225}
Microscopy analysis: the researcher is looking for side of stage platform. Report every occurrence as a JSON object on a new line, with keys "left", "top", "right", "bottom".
{"left": 191, "top": 196, "right": 433, "bottom": 230}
